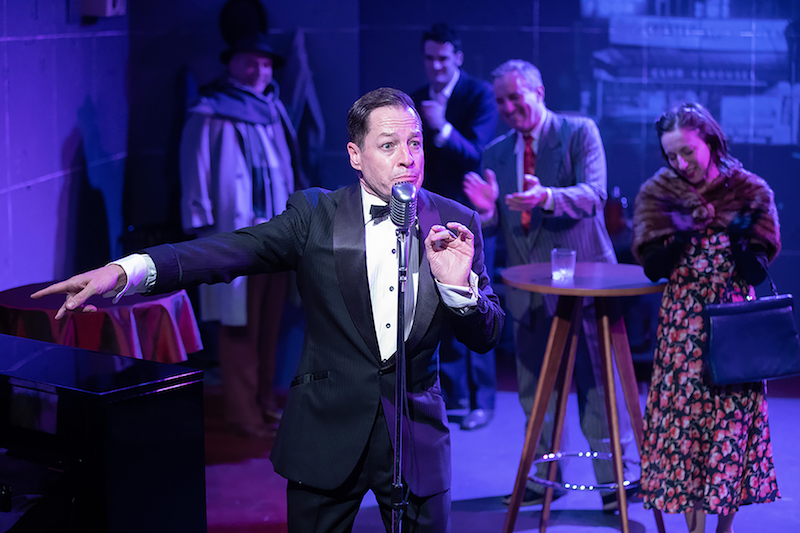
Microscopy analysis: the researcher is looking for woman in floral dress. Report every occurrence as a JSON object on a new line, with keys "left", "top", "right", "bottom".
{"left": 631, "top": 103, "right": 781, "bottom": 533}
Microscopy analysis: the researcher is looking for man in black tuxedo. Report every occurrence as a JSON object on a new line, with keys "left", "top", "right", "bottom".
{"left": 34, "top": 88, "right": 504, "bottom": 533}
{"left": 411, "top": 23, "right": 499, "bottom": 430}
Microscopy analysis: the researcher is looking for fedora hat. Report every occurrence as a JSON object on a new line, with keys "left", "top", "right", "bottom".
{"left": 220, "top": 32, "right": 285, "bottom": 66}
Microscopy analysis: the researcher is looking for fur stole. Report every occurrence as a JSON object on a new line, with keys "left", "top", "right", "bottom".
{"left": 631, "top": 166, "right": 781, "bottom": 263}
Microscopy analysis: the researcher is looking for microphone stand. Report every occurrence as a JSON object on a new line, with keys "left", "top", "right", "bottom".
{"left": 391, "top": 222, "right": 411, "bottom": 533}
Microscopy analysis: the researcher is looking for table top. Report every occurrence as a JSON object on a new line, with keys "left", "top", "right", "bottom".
{"left": 502, "top": 262, "right": 666, "bottom": 297}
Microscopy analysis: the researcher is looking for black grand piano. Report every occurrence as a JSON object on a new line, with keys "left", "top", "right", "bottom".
{"left": 0, "top": 333, "right": 206, "bottom": 532}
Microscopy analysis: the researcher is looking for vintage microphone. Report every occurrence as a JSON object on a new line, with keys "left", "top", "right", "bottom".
{"left": 390, "top": 181, "right": 417, "bottom": 232}
{"left": 389, "top": 181, "right": 416, "bottom": 533}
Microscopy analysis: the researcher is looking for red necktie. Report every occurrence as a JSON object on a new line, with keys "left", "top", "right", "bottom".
{"left": 521, "top": 135, "right": 536, "bottom": 232}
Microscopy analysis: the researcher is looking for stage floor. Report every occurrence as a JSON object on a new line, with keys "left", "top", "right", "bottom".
{"left": 202, "top": 368, "right": 800, "bottom": 532}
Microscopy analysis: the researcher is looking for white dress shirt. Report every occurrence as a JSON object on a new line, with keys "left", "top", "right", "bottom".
{"left": 362, "top": 188, "right": 418, "bottom": 360}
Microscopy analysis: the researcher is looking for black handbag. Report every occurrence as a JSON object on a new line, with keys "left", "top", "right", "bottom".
{"left": 704, "top": 274, "right": 800, "bottom": 385}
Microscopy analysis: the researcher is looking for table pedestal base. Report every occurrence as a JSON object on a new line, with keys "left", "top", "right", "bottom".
{"left": 502, "top": 295, "right": 665, "bottom": 533}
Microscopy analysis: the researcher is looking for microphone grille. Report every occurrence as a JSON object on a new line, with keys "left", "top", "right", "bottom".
{"left": 390, "top": 182, "right": 417, "bottom": 231}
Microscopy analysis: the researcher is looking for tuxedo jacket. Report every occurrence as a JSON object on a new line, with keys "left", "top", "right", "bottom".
{"left": 482, "top": 111, "right": 616, "bottom": 322}
{"left": 143, "top": 183, "right": 503, "bottom": 497}
{"left": 411, "top": 71, "right": 498, "bottom": 203}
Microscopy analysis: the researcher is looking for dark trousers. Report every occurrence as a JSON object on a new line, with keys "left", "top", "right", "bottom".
{"left": 286, "top": 405, "right": 451, "bottom": 533}
{"left": 437, "top": 333, "right": 496, "bottom": 410}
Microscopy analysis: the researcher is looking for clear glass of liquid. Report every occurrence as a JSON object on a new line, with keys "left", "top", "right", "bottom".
{"left": 551, "top": 248, "right": 576, "bottom": 283}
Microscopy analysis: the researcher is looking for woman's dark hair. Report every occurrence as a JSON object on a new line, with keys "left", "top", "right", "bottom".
{"left": 654, "top": 102, "right": 740, "bottom": 171}
{"left": 347, "top": 87, "right": 420, "bottom": 149}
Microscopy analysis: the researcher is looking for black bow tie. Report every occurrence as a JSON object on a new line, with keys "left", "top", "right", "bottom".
{"left": 369, "top": 204, "right": 390, "bottom": 221}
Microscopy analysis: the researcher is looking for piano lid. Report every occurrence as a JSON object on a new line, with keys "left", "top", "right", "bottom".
{"left": 0, "top": 333, "right": 202, "bottom": 397}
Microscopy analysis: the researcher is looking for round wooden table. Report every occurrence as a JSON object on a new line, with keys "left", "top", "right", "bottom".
{"left": 501, "top": 262, "right": 666, "bottom": 533}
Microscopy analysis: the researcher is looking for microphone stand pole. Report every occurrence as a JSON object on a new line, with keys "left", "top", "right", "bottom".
{"left": 391, "top": 225, "right": 410, "bottom": 533}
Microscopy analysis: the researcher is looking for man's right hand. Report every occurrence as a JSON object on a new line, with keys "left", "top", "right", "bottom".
{"left": 420, "top": 98, "right": 447, "bottom": 131}
{"left": 31, "top": 265, "right": 127, "bottom": 319}
{"left": 463, "top": 168, "right": 499, "bottom": 220}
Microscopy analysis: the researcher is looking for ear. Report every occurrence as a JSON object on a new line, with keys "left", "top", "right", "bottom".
{"left": 536, "top": 84, "right": 545, "bottom": 101}
{"left": 454, "top": 50, "right": 464, "bottom": 68}
{"left": 347, "top": 142, "right": 361, "bottom": 171}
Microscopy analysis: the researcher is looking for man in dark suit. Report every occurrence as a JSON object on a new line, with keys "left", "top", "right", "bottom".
{"left": 411, "top": 23, "right": 499, "bottom": 430}
{"left": 35, "top": 88, "right": 503, "bottom": 533}
{"left": 463, "top": 60, "right": 635, "bottom": 511}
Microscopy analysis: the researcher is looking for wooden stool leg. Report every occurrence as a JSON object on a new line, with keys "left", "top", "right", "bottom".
{"left": 606, "top": 300, "right": 667, "bottom": 533}
{"left": 596, "top": 298, "right": 630, "bottom": 533}
{"left": 503, "top": 296, "right": 578, "bottom": 533}
{"left": 540, "top": 300, "right": 583, "bottom": 532}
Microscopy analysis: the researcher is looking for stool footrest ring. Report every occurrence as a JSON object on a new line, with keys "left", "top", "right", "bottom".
{"left": 530, "top": 451, "right": 641, "bottom": 492}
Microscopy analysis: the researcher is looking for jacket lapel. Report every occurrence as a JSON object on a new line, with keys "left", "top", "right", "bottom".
{"left": 534, "top": 112, "right": 562, "bottom": 188}
{"left": 405, "top": 190, "right": 439, "bottom": 353}
{"left": 444, "top": 74, "right": 467, "bottom": 123}
{"left": 333, "top": 183, "right": 381, "bottom": 362}
{"left": 493, "top": 134, "right": 518, "bottom": 197}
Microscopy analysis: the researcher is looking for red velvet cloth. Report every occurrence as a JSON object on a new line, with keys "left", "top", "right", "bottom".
{"left": 0, "top": 282, "right": 203, "bottom": 364}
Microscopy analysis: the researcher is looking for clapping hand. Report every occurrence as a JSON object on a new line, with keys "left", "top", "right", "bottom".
{"left": 30, "top": 265, "right": 126, "bottom": 319}
{"left": 463, "top": 169, "right": 499, "bottom": 218}
{"left": 505, "top": 174, "right": 548, "bottom": 212}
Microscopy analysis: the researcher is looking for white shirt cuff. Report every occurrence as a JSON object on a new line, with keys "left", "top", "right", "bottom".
{"left": 108, "top": 253, "right": 156, "bottom": 302}
{"left": 433, "top": 122, "right": 453, "bottom": 147}
{"left": 436, "top": 270, "right": 480, "bottom": 310}
{"left": 543, "top": 187, "right": 555, "bottom": 211}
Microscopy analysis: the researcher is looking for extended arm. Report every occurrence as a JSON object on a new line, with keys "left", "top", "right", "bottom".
{"left": 32, "top": 190, "right": 312, "bottom": 318}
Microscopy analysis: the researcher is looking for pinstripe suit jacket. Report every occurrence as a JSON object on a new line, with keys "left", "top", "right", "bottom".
{"left": 143, "top": 182, "right": 503, "bottom": 497}
{"left": 483, "top": 111, "right": 616, "bottom": 323}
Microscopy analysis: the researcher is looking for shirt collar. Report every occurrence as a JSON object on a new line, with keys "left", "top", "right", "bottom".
{"left": 429, "top": 68, "right": 461, "bottom": 100}
{"left": 514, "top": 107, "right": 549, "bottom": 153}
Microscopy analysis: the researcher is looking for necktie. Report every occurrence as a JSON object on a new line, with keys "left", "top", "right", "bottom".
{"left": 369, "top": 204, "right": 390, "bottom": 221}
{"left": 521, "top": 135, "right": 536, "bottom": 233}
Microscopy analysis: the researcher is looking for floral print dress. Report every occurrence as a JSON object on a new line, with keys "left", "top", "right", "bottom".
{"left": 640, "top": 228, "right": 780, "bottom": 515}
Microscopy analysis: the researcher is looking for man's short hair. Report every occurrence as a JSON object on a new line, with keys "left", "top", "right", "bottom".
{"left": 491, "top": 59, "right": 543, "bottom": 90}
{"left": 347, "top": 88, "right": 420, "bottom": 148}
{"left": 422, "top": 22, "right": 462, "bottom": 53}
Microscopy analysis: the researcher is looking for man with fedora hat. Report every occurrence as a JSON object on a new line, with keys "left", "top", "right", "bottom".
{"left": 179, "top": 30, "right": 304, "bottom": 438}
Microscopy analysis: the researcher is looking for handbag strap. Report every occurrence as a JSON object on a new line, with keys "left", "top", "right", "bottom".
{"left": 765, "top": 271, "right": 778, "bottom": 296}
{"left": 722, "top": 257, "right": 777, "bottom": 302}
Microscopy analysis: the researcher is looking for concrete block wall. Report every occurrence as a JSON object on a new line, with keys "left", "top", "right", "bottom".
{"left": 0, "top": 2, "right": 128, "bottom": 291}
